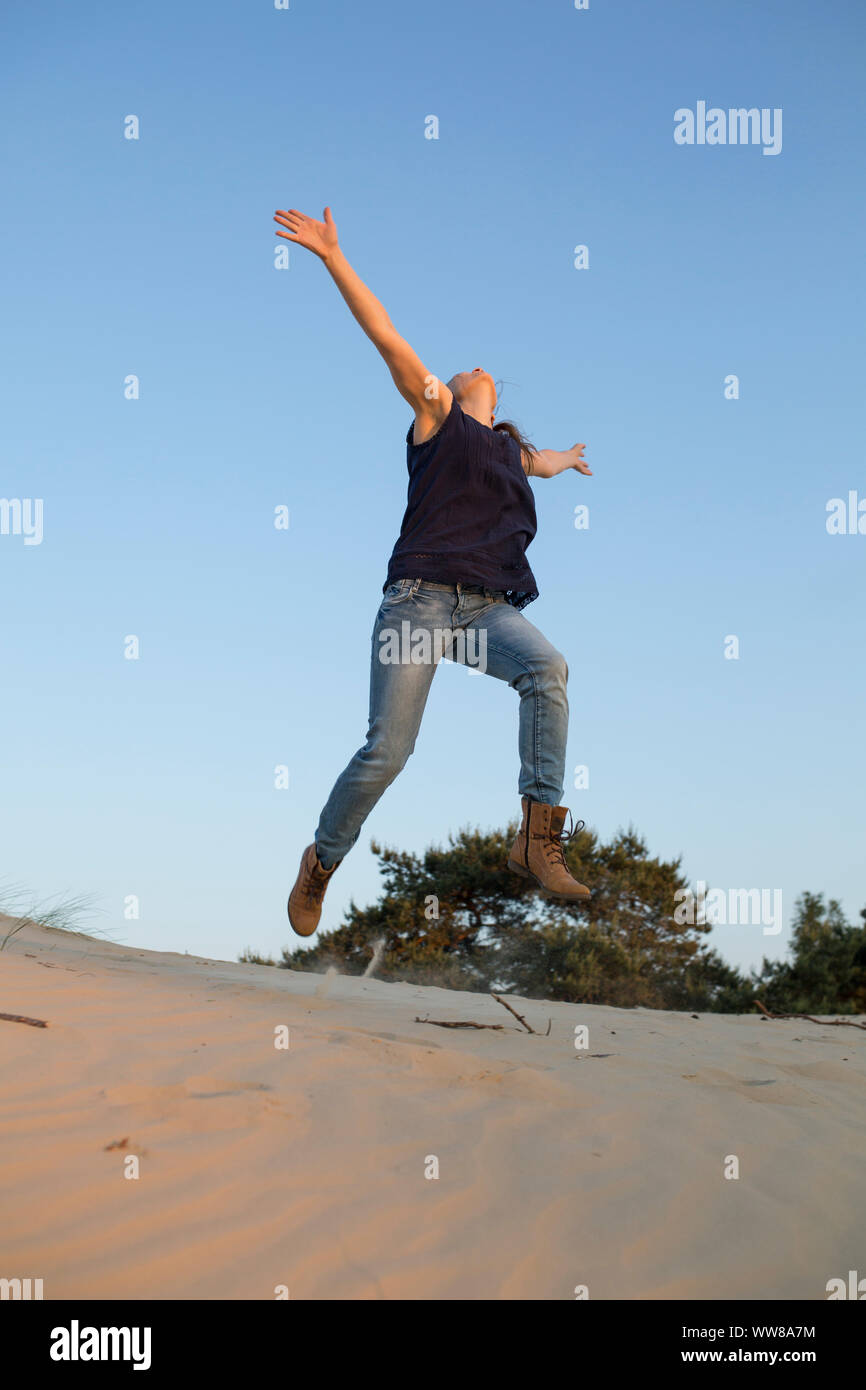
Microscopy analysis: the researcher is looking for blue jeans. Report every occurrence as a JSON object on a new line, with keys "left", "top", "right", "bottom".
{"left": 314, "top": 579, "right": 569, "bottom": 867}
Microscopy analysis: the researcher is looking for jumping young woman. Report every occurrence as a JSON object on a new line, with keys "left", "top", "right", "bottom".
{"left": 274, "top": 206, "right": 593, "bottom": 937}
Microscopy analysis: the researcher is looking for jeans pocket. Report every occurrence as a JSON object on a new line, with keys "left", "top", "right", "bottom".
{"left": 382, "top": 579, "right": 415, "bottom": 606}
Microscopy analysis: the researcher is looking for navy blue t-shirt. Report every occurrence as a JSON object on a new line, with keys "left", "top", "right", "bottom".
{"left": 383, "top": 397, "right": 539, "bottom": 609}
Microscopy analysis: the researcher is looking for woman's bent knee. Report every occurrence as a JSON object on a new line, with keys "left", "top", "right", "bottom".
{"left": 540, "top": 649, "right": 568, "bottom": 687}
{"left": 358, "top": 740, "right": 412, "bottom": 785}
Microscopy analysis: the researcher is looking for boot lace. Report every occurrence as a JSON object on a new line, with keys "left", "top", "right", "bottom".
{"left": 539, "top": 810, "right": 585, "bottom": 868}
{"left": 303, "top": 861, "right": 331, "bottom": 907}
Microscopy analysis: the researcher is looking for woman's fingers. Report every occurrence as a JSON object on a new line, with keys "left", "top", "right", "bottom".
{"left": 273, "top": 221, "right": 299, "bottom": 240}
{"left": 274, "top": 210, "right": 325, "bottom": 245}
{"left": 572, "top": 443, "right": 590, "bottom": 473}
{"left": 570, "top": 442, "right": 591, "bottom": 475}
{"left": 272, "top": 204, "right": 334, "bottom": 258}
{"left": 274, "top": 210, "right": 312, "bottom": 243}
{"left": 274, "top": 213, "right": 307, "bottom": 235}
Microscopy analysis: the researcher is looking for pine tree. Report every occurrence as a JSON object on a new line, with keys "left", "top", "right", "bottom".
{"left": 752, "top": 892, "right": 866, "bottom": 1014}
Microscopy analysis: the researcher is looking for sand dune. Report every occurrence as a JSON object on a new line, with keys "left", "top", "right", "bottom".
{"left": 1, "top": 914, "right": 863, "bottom": 1300}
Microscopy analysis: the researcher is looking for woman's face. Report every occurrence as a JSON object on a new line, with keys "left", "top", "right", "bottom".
{"left": 447, "top": 367, "right": 497, "bottom": 418}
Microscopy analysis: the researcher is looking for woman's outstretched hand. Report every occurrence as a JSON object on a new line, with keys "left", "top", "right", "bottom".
{"left": 274, "top": 206, "right": 339, "bottom": 261}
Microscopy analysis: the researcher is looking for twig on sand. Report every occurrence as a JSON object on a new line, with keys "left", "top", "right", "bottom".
{"left": 754, "top": 999, "right": 866, "bottom": 1031}
{"left": 415, "top": 1015, "right": 505, "bottom": 1030}
{"left": 0, "top": 1011, "right": 48, "bottom": 1028}
{"left": 492, "top": 992, "right": 551, "bottom": 1036}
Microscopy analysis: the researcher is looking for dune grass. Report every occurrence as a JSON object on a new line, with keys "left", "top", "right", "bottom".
{"left": 0, "top": 881, "right": 104, "bottom": 951}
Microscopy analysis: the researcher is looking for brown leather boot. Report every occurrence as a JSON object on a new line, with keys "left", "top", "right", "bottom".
{"left": 507, "top": 796, "right": 591, "bottom": 901}
{"left": 287, "top": 843, "right": 340, "bottom": 937}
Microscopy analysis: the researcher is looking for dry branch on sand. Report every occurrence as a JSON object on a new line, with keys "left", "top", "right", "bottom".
{"left": 415, "top": 1016, "right": 504, "bottom": 1030}
{"left": 414, "top": 994, "right": 553, "bottom": 1036}
{"left": 754, "top": 999, "right": 866, "bottom": 1031}
{"left": 491, "top": 993, "right": 552, "bottom": 1035}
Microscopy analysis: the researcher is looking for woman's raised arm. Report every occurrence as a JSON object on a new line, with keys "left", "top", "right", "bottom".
{"left": 274, "top": 205, "right": 451, "bottom": 428}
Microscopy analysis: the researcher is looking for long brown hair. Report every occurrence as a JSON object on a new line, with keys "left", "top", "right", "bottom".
{"left": 493, "top": 419, "right": 538, "bottom": 475}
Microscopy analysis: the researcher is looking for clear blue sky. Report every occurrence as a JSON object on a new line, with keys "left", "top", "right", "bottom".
{"left": 2, "top": 0, "right": 864, "bottom": 974}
